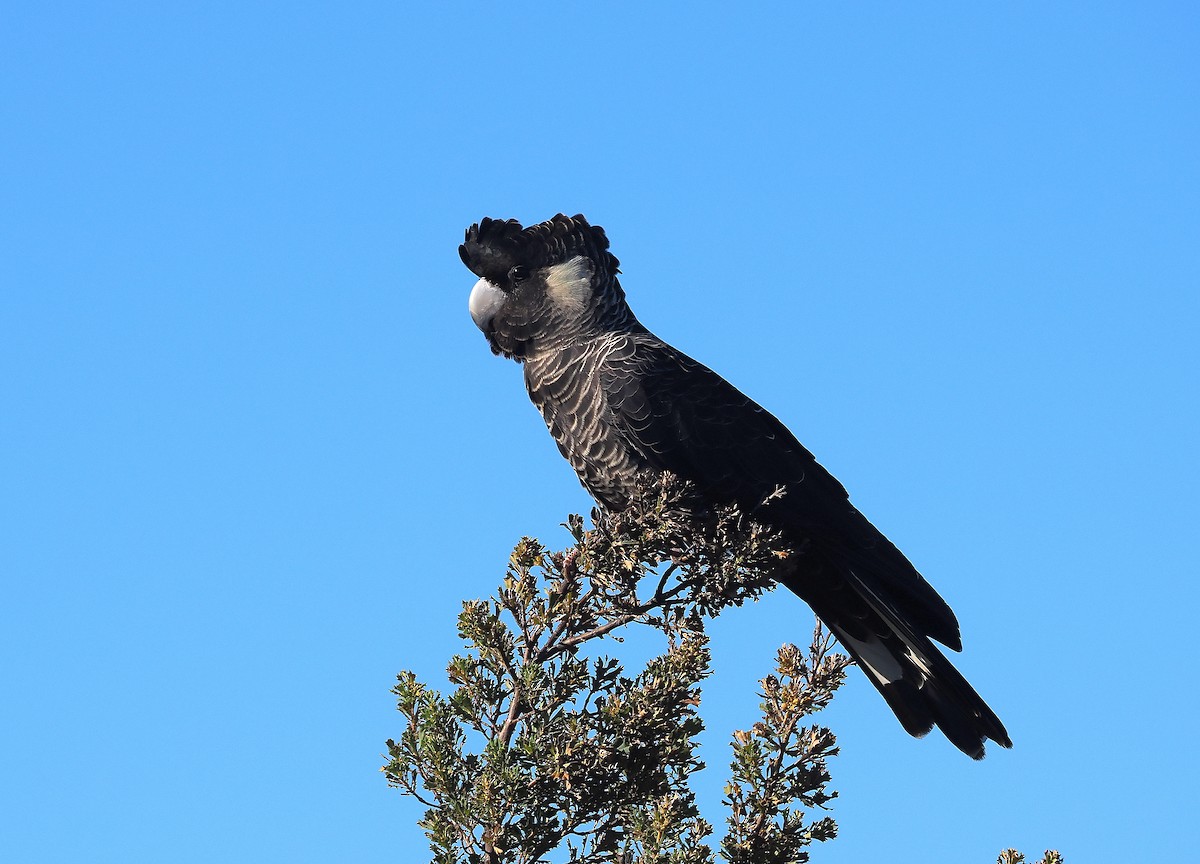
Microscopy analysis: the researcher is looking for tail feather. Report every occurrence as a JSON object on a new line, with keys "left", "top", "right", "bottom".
{"left": 925, "top": 678, "right": 999, "bottom": 758}
{"left": 793, "top": 566, "right": 1011, "bottom": 759}
{"left": 880, "top": 680, "right": 935, "bottom": 738}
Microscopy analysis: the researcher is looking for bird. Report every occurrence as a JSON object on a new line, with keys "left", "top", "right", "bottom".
{"left": 459, "top": 213, "right": 1011, "bottom": 759}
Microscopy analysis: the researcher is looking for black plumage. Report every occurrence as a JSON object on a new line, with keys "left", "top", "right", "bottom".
{"left": 461, "top": 213, "right": 1010, "bottom": 759}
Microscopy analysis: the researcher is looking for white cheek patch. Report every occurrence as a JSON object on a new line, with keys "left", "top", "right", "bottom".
{"left": 543, "top": 255, "right": 594, "bottom": 311}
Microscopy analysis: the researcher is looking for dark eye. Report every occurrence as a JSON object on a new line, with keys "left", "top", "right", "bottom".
{"left": 508, "top": 265, "right": 529, "bottom": 283}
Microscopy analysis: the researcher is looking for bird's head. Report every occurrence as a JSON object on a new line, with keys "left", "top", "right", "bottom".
{"left": 460, "top": 213, "right": 626, "bottom": 360}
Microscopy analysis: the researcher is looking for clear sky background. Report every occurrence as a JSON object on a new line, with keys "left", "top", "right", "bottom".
{"left": 2, "top": 3, "right": 1197, "bottom": 862}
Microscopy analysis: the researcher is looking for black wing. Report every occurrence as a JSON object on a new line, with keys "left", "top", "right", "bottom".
{"left": 599, "top": 333, "right": 1011, "bottom": 757}
{"left": 599, "top": 333, "right": 960, "bottom": 647}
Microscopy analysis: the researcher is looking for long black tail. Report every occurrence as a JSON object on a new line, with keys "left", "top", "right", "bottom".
{"left": 787, "top": 567, "right": 1011, "bottom": 759}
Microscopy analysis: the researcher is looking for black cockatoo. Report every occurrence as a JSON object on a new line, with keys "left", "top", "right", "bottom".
{"left": 460, "top": 213, "right": 1010, "bottom": 759}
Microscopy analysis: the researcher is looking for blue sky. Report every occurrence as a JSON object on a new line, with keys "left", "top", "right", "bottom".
{"left": 2, "top": 3, "right": 1197, "bottom": 861}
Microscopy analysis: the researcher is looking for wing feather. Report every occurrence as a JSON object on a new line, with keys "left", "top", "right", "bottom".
{"left": 599, "top": 334, "right": 962, "bottom": 650}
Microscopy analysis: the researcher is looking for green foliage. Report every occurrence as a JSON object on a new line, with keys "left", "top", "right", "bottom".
{"left": 997, "top": 852, "right": 1064, "bottom": 864}
{"left": 384, "top": 476, "right": 835, "bottom": 863}
{"left": 721, "top": 634, "right": 847, "bottom": 864}
{"left": 384, "top": 473, "right": 1058, "bottom": 863}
